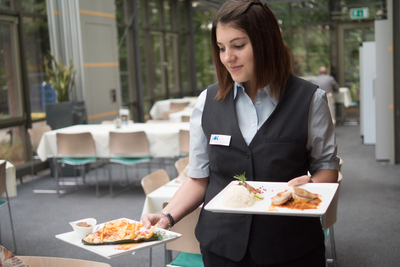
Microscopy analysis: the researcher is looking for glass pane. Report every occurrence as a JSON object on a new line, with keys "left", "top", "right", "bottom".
{"left": 22, "top": 17, "right": 50, "bottom": 117}
{"left": 166, "top": 34, "right": 177, "bottom": 93}
{"left": 193, "top": 8, "right": 215, "bottom": 89}
{"left": 0, "top": 0, "right": 12, "bottom": 11}
{"left": 163, "top": 0, "right": 171, "bottom": 30}
{"left": 151, "top": 34, "right": 163, "bottom": 95}
{"left": 0, "top": 125, "right": 26, "bottom": 165}
{"left": 343, "top": 26, "right": 374, "bottom": 96}
{"left": 148, "top": 0, "right": 160, "bottom": 29}
{"left": 178, "top": 0, "right": 188, "bottom": 32}
{"left": 0, "top": 20, "right": 23, "bottom": 119}
{"left": 180, "top": 35, "right": 189, "bottom": 94}
{"left": 21, "top": 0, "right": 47, "bottom": 15}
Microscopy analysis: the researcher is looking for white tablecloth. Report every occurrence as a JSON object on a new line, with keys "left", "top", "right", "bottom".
{"left": 149, "top": 98, "right": 197, "bottom": 120}
{"left": 36, "top": 123, "right": 190, "bottom": 161}
{"left": 335, "top": 87, "right": 352, "bottom": 107}
{"left": 141, "top": 179, "right": 182, "bottom": 215}
{"left": 0, "top": 160, "right": 16, "bottom": 197}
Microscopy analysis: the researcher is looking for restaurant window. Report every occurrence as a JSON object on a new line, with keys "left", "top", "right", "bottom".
{"left": 22, "top": 15, "right": 50, "bottom": 120}
{"left": 148, "top": 0, "right": 160, "bottom": 29}
{"left": 193, "top": 8, "right": 216, "bottom": 90}
{"left": 0, "top": 18, "right": 23, "bottom": 120}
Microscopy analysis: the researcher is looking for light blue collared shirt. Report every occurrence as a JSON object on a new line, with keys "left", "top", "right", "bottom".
{"left": 188, "top": 82, "right": 339, "bottom": 179}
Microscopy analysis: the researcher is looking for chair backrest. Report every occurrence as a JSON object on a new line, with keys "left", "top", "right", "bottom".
{"left": 170, "top": 101, "right": 190, "bottom": 111}
{"left": 109, "top": 131, "right": 150, "bottom": 158}
{"left": 56, "top": 132, "right": 96, "bottom": 158}
{"left": 141, "top": 169, "right": 170, "bottom": 195}
{"left": 181, "top": 115, "right": 190, "bottom": 122}
{"left": 163, "top": 202, "right": 201, "bottom": 254}
{"left": 179, "top": 130, "right": 190, "bottom": 155}
{"left": 17, "top": 256, "right": 112, "bottom": 267}
{"left": 0, "top": 161, "right": 6, "bottom": 196}
{"left": 175, "top": 156, "right": 189, "bottom": 175}
{"left": 101, "top": 120, "right": 114, "bottom": 125}
{"left": 321, "top": 171, "right": 343, "bottom": 230}
{"left": 27, "top": 125, "right": 52, "bottom": 153}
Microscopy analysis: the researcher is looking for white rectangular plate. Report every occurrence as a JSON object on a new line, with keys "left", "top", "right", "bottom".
{"left": 56, "top": 218, "right": 181, "bottom": 259}
{"left": 204, "top": 181, "right": 339, "bottom": 217}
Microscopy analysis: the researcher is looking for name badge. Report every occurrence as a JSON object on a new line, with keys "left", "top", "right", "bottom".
{"left": 210, "top": 134, "right": 231, "bottom": 146}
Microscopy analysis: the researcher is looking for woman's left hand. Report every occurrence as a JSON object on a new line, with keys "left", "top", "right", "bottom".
{"left": 287, "top": 175, "right": 311, "bottom": 187}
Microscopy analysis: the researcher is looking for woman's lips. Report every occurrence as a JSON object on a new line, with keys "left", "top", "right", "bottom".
{"left": 229, "top": 66, "right": 242, "bottom": 72}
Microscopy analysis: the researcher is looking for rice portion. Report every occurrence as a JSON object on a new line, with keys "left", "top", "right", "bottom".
{"left": 222, "top": 185, "right": 255, "bottom": 208}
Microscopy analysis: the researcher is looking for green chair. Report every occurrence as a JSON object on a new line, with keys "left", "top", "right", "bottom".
{"left": 108, "top": 131, "right": 151, "bottom": 197}
{"left": 0, "top": 161, "right": 17, "bottom": 253}
{"left": 56, "top": 132, "right": 100, "bottom": 197}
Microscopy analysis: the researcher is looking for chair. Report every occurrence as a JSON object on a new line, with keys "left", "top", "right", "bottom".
{"left": 179, "top": 130, "right": 190, "bottom": 157}
{"left": 141, "top": 169, "right": 171, "bottom": 267}
{"left": 56, "top": 132, "right": 100, "bottom": 197}
{"left": 0, "top": 161, "right": 17, "bottom": 253}
{"left": 181, "top": 115, "right": 190, "bottom": 122}
{"left": 108, "top": 131, "right": 151, "bottom": 197}
{"left": 141, "top": 169, "right": 170, "bottom": 196}
{"left": 175, "top": 156, "right": 189, "bottom": 175}
{"left": 321, "top": 171, "right": 343, "bottom": 267}
{"left": 27, "top": 125, "right": 52, "bottom": 182}
{"left": 162, "top": 101, "right": 190, "bottom": 120}
{"left": 17, "top": 256, "right": 111, "bottom": 267}
{"left": 163, "top": 202, "right": 203, "bottom": 267}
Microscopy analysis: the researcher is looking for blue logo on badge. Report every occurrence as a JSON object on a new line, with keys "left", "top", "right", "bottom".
{"left": 213, "top": 136, "right": 219, "bottom": 140}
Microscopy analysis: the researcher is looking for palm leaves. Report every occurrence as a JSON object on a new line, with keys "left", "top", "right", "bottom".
{"left": 44, "top": 53, "right": 76, "bottom": 102}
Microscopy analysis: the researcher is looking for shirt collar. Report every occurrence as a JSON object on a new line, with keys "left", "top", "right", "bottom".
{"left": 233, "top": 82, "right": 278, "bottom": 105}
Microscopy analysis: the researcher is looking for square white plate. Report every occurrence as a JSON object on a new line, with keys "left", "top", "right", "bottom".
{"left": 204, "top": 181, "right": 339, "bottom": 217}
{"left": 56, "top": 218, "right": 181, "bottom": 259}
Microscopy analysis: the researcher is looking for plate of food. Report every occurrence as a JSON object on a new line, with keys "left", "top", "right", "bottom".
{"left": 56, "top": 218, "right": 181, "bottom": 259}
{"left": 204, "top": 173, "right": 339, "bottom": 217}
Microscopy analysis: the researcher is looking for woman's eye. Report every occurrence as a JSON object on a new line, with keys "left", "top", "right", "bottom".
{"left": 218, "top": 47, "right": 225, "bottom": 52}
{"left": 235, "top": 45, "right": 244, "bottom": 49}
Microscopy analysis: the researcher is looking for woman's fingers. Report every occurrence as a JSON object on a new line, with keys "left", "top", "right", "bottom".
{"left": 287, "top": 175, "right": 311, "bottom": 187}
{"left": 141, "top": 213, "right": 170, "bottom": 229}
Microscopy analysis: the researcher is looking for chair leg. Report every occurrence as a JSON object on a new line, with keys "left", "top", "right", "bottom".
{"left": 149, "top": 247, "right": 152, "bottom": 267}
{"left": 7, "top": 200, "right": 17, "bottom": 254}
{"left": 329, "top": 226, "right": 336, "bottom": 267}
{"left": 108, "top": 163, "right": 113, "bottom": 196}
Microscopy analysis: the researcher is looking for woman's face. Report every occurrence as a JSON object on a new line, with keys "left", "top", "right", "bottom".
{"left": 216, "top": 23, "right": 255, "bottom": 90}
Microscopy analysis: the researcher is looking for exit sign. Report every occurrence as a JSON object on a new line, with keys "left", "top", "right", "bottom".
{"left": 350, "top": 8, "right": 369, "bottom": 19}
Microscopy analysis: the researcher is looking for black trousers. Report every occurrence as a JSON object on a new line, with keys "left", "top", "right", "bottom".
{"left": 201, "top": 243, "right": 326, "bottom": 267}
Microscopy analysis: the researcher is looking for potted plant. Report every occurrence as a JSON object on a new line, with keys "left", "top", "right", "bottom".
{"left": 44, "top": 53, "right": 87, "bottom": 130}
{"left": 44, "top": 53, "right": 76, "bottom": 103}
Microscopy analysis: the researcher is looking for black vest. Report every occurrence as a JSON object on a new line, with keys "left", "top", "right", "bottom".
{"left": 195, "top": 75, "right": 324, "bottom": 264}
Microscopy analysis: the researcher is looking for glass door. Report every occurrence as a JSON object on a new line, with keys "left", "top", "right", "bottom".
{"left": 338, "top": 22, "right": 374, "bottom": 102}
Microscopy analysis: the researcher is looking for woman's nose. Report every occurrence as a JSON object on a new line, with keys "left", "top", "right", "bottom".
{"left": 223, "top": 49, "right": 235, "bottom": 63}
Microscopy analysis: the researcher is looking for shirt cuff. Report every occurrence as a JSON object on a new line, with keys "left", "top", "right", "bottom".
{"left": 309, "top": 156, "right": 340, "bottom": 175}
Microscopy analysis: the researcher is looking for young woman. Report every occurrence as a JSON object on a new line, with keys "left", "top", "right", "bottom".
{"left": 142, "top": 1, "right": 339, "bottom": 266}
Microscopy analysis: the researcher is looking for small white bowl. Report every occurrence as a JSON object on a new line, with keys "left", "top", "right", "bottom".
{"left": 69, "top": 218, "right": 97, "bottom": 239}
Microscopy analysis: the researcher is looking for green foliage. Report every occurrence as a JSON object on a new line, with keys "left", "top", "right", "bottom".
{"left": 0, "top": 140, "right": 24, "bottom": 165}
{"left": 44, "top": 53, "right": 76, "bottom": 102}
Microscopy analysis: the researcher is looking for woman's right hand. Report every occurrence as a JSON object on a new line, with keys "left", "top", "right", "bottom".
{"left": 141, "top": 213, "right": 169, "bottom": 230}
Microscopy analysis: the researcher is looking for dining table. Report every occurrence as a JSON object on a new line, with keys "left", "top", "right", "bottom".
{"left": 36, "top": 122, "right": 190, "bottom": 162}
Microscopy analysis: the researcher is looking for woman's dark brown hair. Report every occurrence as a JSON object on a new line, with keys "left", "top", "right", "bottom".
{"left": 211, "top": 0, "right": 293, "bottom": 100}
